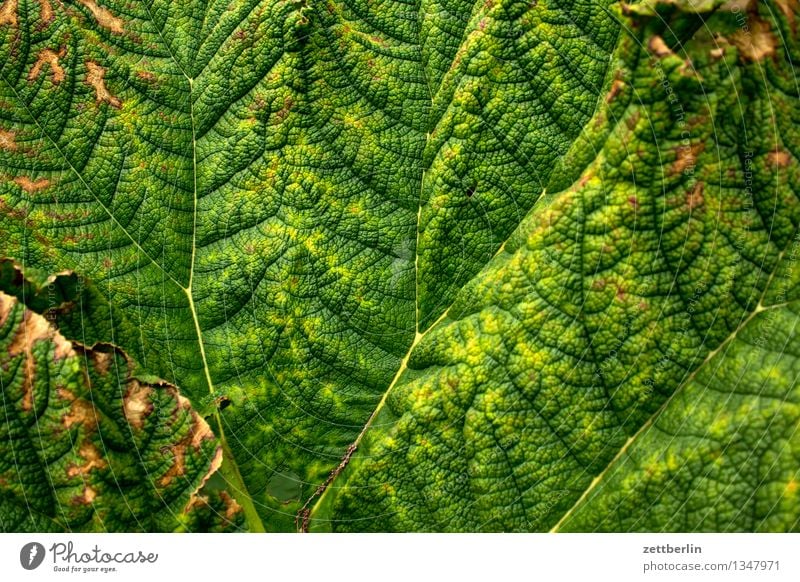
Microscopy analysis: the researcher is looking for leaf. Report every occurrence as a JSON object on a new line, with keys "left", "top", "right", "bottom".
{"left": 308, "top": 1, "right": 800, "bottom": 531}
{"left": 0, "top": 284, "right": 238, "bottom": 531}
{"left": 0, "top": 0, "right": 799, "bottom": 532}
{"left": 557, "top": 301, "right": 800, "bottom": 531}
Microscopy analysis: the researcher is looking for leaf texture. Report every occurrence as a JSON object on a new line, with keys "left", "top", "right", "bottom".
{"left": 0, "top": 0, "right": 799, "bottom": 532}
{"left": 310, "top": 0, "right": 800, "bottom": 531}
{"left": 0, "top": 285, "right": 234, "bottom": 531}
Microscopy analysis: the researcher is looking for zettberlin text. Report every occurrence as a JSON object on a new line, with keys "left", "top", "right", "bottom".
{"left": 643, "top": 544, "right": 702, "bottom": 554}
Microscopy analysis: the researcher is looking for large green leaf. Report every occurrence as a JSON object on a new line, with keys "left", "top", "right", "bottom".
{"left": 1, "top": 0, "right": 799, "bottom": 532}
{"left": 308, "top": 0, "right": 800, "bottom": 531}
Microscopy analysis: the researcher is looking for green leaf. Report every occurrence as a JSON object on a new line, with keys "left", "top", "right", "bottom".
{"left": 0, "top": 284, "right": 237, "bottom": 531}
{"left": 1, "top": 0, "right": 799, "bottom": 532}
{"left": 308, "top": 1, "right": 800, "bottom": 531}
{"left": 557, "top": 301, "right": 800, "bottom": 531}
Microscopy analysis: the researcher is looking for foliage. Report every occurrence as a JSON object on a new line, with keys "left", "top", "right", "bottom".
{"left": 1, "top": 0, "right": 798, "bottom": 532}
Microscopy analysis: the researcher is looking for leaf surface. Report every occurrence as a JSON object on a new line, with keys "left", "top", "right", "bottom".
{"left": 1, "top": 0, "right": 799, "bottom": 531}
{"left": 310, "top": 0, "right": 800, "bottom": 531}
{"left": 0, "top": 281, "right": 234, "bottom": 531}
